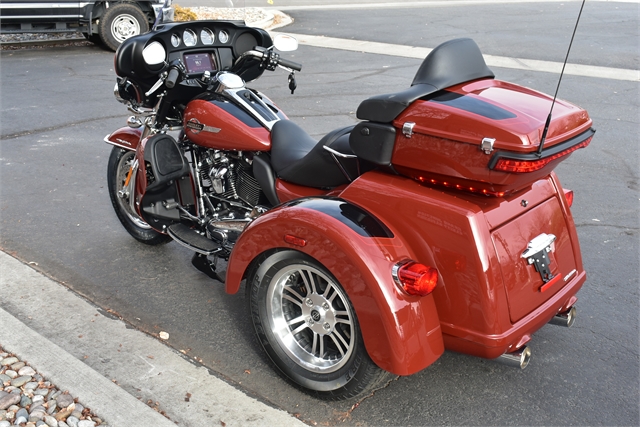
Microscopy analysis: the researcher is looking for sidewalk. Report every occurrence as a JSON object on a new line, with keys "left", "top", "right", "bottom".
{"left": 0, "top": 251, "right": 307, "bottom": 427}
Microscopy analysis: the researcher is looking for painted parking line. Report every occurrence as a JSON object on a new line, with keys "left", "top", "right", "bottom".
{"left": 280, "top": 33, "right": 638, "bottom": 82}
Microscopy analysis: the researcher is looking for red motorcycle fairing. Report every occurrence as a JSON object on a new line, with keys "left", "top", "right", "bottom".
{"left": 225, "top": 197, "right": 445, "bottom": 376}
{"left": 183, "top": 97, "right": 271, "bottom": 151}
{"left": 339, "top": 170, "right": 585, "bottom": 360}
{"left": 104, "top": 126, "right": 142, "bottom": 151}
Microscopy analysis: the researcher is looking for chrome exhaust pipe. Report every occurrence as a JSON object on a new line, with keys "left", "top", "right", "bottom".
{"left": 549, "top": 306, "right": 577, "bottom": 328}
{"left": 497, "top": 346, "right": 531, "bottom": 369}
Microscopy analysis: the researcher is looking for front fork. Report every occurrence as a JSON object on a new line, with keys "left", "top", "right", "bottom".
{"left": 119, "top": 157, "right": 139, "bottom": 215}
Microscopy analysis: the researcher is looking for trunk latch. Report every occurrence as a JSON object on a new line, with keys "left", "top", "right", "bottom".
{"left": 481, "top": 137, "right": 495, "bottom": 154}
{"left": 402, "top": 122, "right": 415, "bottom": 138}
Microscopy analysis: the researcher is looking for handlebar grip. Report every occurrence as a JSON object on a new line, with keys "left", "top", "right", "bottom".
{"left": 165, "top": 68, "right": 180, "bottom": 89}
{"left": 278, "top": 58, "right": 302, "bottom": 72}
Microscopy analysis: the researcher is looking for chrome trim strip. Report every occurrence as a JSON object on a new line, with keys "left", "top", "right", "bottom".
{"left": 2, "top": 14, "right": 84, "bottom": 18}
{"left": 323, "top": 145, "right": 357, "bottom": 159}
{"left": 103, "top": 134, "right": 136, "bottom": 151}
{"left": 1, "top": 3, "right": 88, "bottom": 8}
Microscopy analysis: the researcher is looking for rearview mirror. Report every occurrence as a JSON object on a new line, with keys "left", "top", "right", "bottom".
{"left": 274, "top": 34, "right": 298, "bottom": 52}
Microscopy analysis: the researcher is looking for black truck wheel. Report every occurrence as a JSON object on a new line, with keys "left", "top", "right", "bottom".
{"left": 99, "top": 3, "right": 149, "bottom": 51}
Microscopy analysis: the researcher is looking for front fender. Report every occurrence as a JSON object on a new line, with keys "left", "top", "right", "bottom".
{"left": 104, "top": 126, "right": 142, "bottom": 151}
{"left": 226, "top": 197, "right": 444, "bottom": 376}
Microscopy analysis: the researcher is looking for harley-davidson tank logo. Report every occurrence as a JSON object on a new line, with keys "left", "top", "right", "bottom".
{"left": 186, "top": 119, "right": 221, "bottom": 135}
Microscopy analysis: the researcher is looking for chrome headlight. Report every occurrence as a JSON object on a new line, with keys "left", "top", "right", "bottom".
{"left": 142, "top": 41, "right": 166, "bottom": 66}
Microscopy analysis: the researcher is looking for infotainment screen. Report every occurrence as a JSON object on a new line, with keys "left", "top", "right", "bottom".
{"left": 184, "top": 53, "right": 216, "bottom": 74}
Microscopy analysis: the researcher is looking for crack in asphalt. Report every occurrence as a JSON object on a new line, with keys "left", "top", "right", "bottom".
{"left": 0, "top": 114, "right": 123, "bottom": 141}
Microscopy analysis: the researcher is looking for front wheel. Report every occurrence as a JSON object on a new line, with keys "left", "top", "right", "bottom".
{"left": 99, "top": 3, "right": 149, "bottom": 51}
{"left": 107, "top": 147, "right": 171, "bottom": 245}
{"left": 247, "top": 250, "right": 393, "bottom": 400}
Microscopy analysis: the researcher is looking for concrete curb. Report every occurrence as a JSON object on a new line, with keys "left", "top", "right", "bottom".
{"left": 0, "top": 251, "right": 307, "bottom": 427}
{"left": 0, "top": 307, "right": 176, "bottom": 427}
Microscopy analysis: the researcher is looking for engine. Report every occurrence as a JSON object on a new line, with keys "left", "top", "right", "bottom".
{"left": 196, "top": 149, "right": 266, "bottom": 251}
{"left": 200, "top": 150, "right": 262, "bottom": 208}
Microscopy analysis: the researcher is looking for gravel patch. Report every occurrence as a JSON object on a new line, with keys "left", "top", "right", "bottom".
{"left": 0, "top": 348, "right": 107, "bottom": 427}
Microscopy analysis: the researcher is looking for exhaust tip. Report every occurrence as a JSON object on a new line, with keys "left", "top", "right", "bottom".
{"left": 497, "top": 346, "right": 532, "bottom": 369}
{"left": 549, "top": 306, "right": 577, "bottom": 328}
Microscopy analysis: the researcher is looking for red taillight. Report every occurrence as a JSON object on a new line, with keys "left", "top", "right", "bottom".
{"left": 392, "top": 261, "right": 439, "bottom": 296}
{"left": 416, "top": 176, "right": 506, "bottom": 197}
{"left": 493, "top": 137, "right": 592, "bottom": 173}
{"left": 563, "top": 188, "right": 574, "bottom": 207}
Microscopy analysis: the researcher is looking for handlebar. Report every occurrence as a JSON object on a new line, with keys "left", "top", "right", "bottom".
{"left": 235, "top": 48, "right": 302, "bottom": 72}
{"left": 165, "top": 67, "right": 180, "bottom": 89}
{"left": 278, "top": 57, "right": 302, "bottom": 72}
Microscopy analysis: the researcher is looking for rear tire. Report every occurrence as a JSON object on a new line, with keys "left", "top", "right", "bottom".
{"left": 107, "top": 147, "right": 171, "bottom": 245}
{"left": 99, "top": 3, "right": 148, "bottom": 51}
{"left": 247, "top": 250, "right": 393, "bottom": 400}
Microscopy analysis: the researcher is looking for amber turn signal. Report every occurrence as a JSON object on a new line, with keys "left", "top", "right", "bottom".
{"left": 392, "top": 261, "right": 439, "bottom": 296}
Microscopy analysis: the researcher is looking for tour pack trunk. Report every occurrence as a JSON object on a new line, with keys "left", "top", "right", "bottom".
{"left": 390, "top": 78, "right": 594, "bottom": 196}
{"left": 376, "top": 77, "right": 591, "bottom": 356}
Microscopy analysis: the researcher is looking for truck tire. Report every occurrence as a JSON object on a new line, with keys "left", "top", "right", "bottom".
{"left": 99, "top": 3, "right": 149, "bottom": 51}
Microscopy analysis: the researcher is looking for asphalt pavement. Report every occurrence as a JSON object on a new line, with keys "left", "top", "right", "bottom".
{"left": 1, "top": 1, "right": 638, "bottom": 426}
{"left": 0, "top": 251, "right": 307, "bottom": 426}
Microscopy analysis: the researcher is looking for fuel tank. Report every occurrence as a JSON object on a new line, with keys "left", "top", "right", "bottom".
{"left": 183, "top": 94, "right": 271, "bottom": 151}
{"left": 389, "top": 79, "right": 594, "bottom": 195}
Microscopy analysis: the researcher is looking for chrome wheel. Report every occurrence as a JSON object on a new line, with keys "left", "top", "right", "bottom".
{"left": 248, "top": 250, "right": 392, "bottom": 400}
{"left": 107, "top": 147, "right": 171, "bottom": 245}
{"left": 267, "top": 264, "right": 355, "bottom": 374}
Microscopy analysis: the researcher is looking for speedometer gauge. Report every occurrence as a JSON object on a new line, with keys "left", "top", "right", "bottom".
{"left": 183, "top": 29, "right": 197, "bottom": 47}
{"left": 200, "top": 28, "right": 214, "bottom": 45}
{"left": 171, "top": 33, "right": 181, "bottom": 47}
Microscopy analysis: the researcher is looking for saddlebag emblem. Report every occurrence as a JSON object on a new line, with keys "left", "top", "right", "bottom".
{"left": 186, "top": 119, "right": 221, "bottom": 135}
{"left": 521, "top": 233, "right": 556, "bottom": 283}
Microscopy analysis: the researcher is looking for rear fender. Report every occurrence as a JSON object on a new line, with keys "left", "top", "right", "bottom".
{"left": 104, "top": 126, "right": 142, "bottom": 151}
{"left": 226, "top": 197, "right": 444, "bottom": 376}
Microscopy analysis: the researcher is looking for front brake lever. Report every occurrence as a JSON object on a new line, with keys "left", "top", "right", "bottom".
{"left": 145, "top": 71, "right": 168, "bottom": 97}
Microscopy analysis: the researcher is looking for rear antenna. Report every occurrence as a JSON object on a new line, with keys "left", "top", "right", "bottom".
{"left": 537, "top": 0, "right": 587, "bottom": 156}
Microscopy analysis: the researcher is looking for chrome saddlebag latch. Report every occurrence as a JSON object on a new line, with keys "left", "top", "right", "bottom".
{"left": 402, "top": 122, "right": 415, "bottom": 138}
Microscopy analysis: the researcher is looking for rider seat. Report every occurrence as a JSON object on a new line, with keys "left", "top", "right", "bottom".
{"left": 270, "top": 120, "right": 357, "bottom": 188}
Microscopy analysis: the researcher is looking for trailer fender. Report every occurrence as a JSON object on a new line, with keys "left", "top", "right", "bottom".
{"left": 226, "top": 197, "right": 444, "bottom": 376}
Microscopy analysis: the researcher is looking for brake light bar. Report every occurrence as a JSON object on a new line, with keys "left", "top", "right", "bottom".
{"left": 493, "top": 137, "right": 592, "bottom": 173}
{"left": 489, "top": 128, "right": 595, "bottom": 174}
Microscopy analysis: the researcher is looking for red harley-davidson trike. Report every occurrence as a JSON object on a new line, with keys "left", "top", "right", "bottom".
{"left": 105, "top": 19, "right": 594, "bottom": 400}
